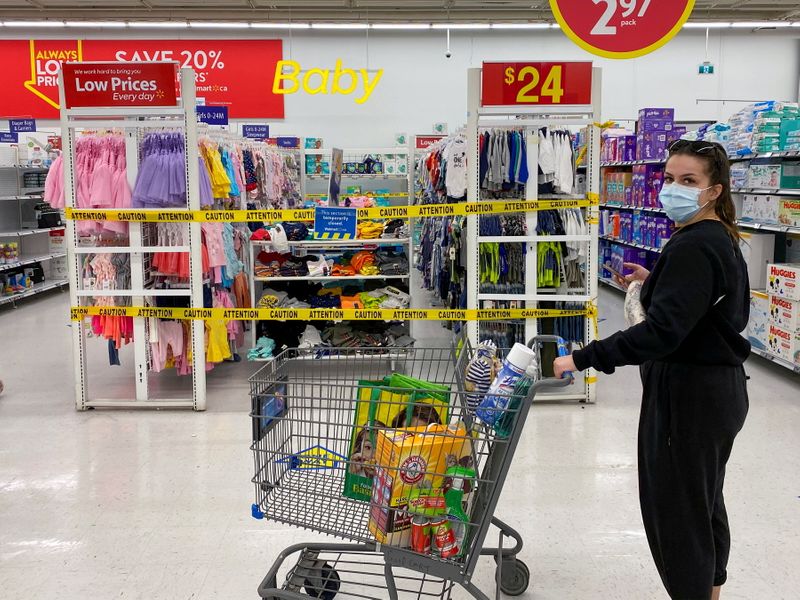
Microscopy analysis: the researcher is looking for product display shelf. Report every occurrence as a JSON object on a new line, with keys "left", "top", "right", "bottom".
{"left": 61, "top": 67, "right": 207, "bottom": 411}
{"left": 0, "top": 251, "right": 66, "bottom": 272}
{"left": 737, "top": 220, "right": 800, "bottom": 235}
{"left": 0, "top": 278, "right": 67, "bottom": 306}
{"left": 732, "top": 187, "right": 800, "bottom": 196}
{"left": 601, "top": 158, "right": 665, "bottom": 167}
{"left": 751, "top": 347, "right": 800, "bottom": 374}
{"left": 0, "top": 194, "right": 43, "bottom": 203}
{"left": 600, "top": 202, "right": 666, "bottom": 215}
{"left": 249, "top": 144, "right": 415, "bottom": 350}
{"left": 254, "top": 274, "right": 409, "bottom": 283}
{"left": 465, "top": 65, "right": 602, "bottom": 404}
{"left": 600, "top": 235, "right": 663, "bottom": 254}
{"left": 0, "top": 225, "right": 65, "bottom": 237}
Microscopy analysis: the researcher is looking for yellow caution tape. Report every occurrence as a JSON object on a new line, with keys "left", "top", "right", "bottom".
{"left": 71, "top": 305, "right": 596, "bottom": 323}
{"left": 64, "top": 197, "right": 599, "bottom": 223}
{"left": 586, "top": 376, "right": 598, "bottom": 384}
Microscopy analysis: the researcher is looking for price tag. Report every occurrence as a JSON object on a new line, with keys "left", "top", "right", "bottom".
{"left": 550, "top": 0, "right": 695, "bottom": 59}
{"left": 481, "top": 62, "right": 592, "bottom": 107}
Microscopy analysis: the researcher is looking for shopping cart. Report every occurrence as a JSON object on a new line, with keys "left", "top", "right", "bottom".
{"left": 249, "top": 335, "right": 572, "bottom": 600}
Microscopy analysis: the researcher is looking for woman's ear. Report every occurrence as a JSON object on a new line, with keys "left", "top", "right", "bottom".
{"left": 707, "top": 183, "right": 723, "bottom": 202}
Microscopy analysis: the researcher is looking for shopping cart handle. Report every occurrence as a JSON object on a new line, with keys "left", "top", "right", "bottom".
{"left": 527, "top": 335, "right": 574, "bottom": 388}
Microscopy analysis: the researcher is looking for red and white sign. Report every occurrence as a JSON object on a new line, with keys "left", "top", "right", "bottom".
{"left": 0, "top": 39, "right": 285, "bottom": 118}
{"left": 62, "top": 62, "right": 178, "bottom": 108}
{"left": 549, "top": 0, "right": 695, "bottom": 59}
{"left": 415, "top": 135, "right": 445, "bottom": 150}
{"left": 481, "top": 62, "right": 592, "bottom": 107}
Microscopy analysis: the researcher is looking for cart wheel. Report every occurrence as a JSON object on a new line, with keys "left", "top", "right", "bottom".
{"left": 498, "top": 558, "right": 530, "bottom": 597}
{"left": 303, "top": 562, "right": 340, "bottom": 600}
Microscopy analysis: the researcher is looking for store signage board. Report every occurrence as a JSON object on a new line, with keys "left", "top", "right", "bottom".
{"left": 0, "top": 132, "right": 18, "bottom": 143}
{"left": 0, "top": 39, "right": 285, "bottom": 118}
{"left": 481, "top": 62, "right": 592, "bottom": 107}
{"left": 197, "top": 105, "right": 229, "bottom": 126}
{"left": 416, "top": 135, "right": 445, "bottom": 150}
{"left": 314, "top": 206, "right": 356, "bottom": 240}
{"left": 549, "top": 0, "right": 695, "bottom": 59}
{"left": 62, "top": 62, "right": 178, "bottom": 108}
{"left": 242, "top": 124, "right": 270, "bottom": 139}
{"left": 9, "top": 119, "right": 36, "bottom": 133}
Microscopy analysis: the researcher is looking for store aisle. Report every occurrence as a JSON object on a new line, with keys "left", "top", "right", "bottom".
{"left": 0, "top": 289, "right": 798, "bottom": 599}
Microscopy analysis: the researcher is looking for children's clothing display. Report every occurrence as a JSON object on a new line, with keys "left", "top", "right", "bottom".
{"left": 479, "top": 129, "right": 529, "bottom": 193}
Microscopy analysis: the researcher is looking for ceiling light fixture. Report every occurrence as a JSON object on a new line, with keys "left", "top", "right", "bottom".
{"left": 2, "top": 20, "right": 66, "bottom": 27}
{"left": 491, "top": 23, "right": 552, "bottom": 29}
{"left": 189, "top": 21, "right": 251, "bottom": 29}
{"left": 311, "top": 23, "right": 370, "bottom": 30}
{"left": 683, "top": 22, "right": 732, "bottom": 28}
{"left": 432, "top": 23, "right": 491, "bottom": 30}
{"left": 128, "top": 21, "right": 189, "bottom": 28}
{"left": 371, "top": 23, "right": 432, "bottom": 30}
{"left": 730, "top": 21, "right": 792, "bottom": 28}
{"left": 251, "top": 23, "right": 311, "bottom": 29}
{"left": 65, "top": 21, "right": 126, "bottom": 28}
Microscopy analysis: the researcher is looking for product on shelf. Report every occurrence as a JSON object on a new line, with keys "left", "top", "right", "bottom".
{"left": 747, "top": 291, "right": 770, "bottom": 351}
{"left": 768, "top": 263, "right": 800, "bottom": 301}
{"left": 748, "top": 163, "right": 782, "bottom": 189}
{"left": 769, "top": 294, "right": 800, "bottom": 333}
{"left": 767, "top": 323, "right": 800, "bottom": 364}
{"left": 780, "top": 198, "right": 800, "bottom": 227}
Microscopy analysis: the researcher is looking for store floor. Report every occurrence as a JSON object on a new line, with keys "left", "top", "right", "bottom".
{"left": 1, "top": 289, "right": 798, "bottom": 600}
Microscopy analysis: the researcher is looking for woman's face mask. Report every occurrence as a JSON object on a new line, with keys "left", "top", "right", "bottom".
{"left": 659, "top": 183, "right": 713, "bottom": 224}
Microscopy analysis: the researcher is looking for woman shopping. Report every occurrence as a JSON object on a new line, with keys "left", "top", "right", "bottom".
{"left": 554, "top": 140, "right": 750, "bottom": 600}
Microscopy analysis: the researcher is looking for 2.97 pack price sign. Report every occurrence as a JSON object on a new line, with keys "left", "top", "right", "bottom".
{"left": 481, "top": 62, "right": 592, "bottom": 107}
{"left": 550, "top": 0, "right": 695, "bottom": 59}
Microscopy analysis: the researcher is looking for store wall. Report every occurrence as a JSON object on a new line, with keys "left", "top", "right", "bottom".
{"left": 4, "top": 28, "right": 799, "bottom": 146}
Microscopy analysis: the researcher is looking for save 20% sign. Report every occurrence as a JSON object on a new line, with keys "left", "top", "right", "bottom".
{"left": 550, "top": 0, "right": 695, "bottom": 59}
{"left": 481, "top": 62, "right": 593, "bottom": 106}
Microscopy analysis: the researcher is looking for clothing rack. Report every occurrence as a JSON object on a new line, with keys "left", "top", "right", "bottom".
{"left": 465, "top": 65, "right": 602, "bottom": 404}
{"left": 61, "top": 67, "right": 207, "bottom": 411}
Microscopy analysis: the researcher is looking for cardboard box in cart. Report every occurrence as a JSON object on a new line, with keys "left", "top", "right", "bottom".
{"left": 767, "top": 263, "right": 800, "bottom": 301}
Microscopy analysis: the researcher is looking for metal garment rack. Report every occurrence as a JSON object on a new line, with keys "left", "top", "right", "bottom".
{"left": 60, "top": 66, "right": 206, "bottom": 411}
{"left": 465, "top": 66, "right": 602, "bottom": 403}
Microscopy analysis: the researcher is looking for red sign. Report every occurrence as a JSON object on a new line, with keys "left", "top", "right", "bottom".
{"left": 62, "top": 62, "right": 177, "bottom": 108}
{"left": 481, "top": 62, "right": 592, "bottom": 107}
{"left": 0, "top": 39, "right": 284, "bottom": 118}
{"left": 415, "top": 135, "right": 445, "bottom": 150}
{"left": 550, "top": 0, "right": 695, "bottom": 59}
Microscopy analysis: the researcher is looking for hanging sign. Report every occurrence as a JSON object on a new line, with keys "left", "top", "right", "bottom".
{"left": 9, "top": 119, "right": 36, "bottom": 133}
{"left": 242, "top": 124, "right": 270, "bottom": 139}
{"left": 549, "top": 0, "right": 695, "bottom": 60}
{"left": 481, "top": 62, "right": 593, "bottom": 107}
{"left": 415, "top": 135, "right": 445, "bottom": 150}
{"left": 197, "top": 105, "right": 229, "bottom": 126}
{"left": 61, "top": 61, "right": 178, "bottom": 108}
{"left": 0, "top": 39, "right": 285, "bottom": 118}
{"left": 0, "top": 132, "right": 18, "bottom": 143}
{"left": 314, "top": 206, "right": 357, "bottom": 240}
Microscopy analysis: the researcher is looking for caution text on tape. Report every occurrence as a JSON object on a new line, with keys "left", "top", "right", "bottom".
{"left": 71, "top": 305, "right": 596, "bottom": 322}
{"left": 64, "top": 197, "right": 599, "bottom": 224}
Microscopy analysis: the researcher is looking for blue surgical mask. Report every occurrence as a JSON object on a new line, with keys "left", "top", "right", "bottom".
{"left": 659, "top": 183, "right": 712, "bottom": 224}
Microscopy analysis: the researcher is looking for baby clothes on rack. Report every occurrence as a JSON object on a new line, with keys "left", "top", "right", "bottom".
{"left": 538, "top": 129, "right": 575, "bottom": 195}
{"left": 132, "top": 132, "right": 188, "bottom": 208}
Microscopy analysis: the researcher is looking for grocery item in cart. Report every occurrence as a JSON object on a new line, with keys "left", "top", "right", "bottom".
{"left": 368, "top": 422, "right": 472, "bottom": 548}
{"left": 343, "top": 375, "right": 451, "bottom": 502}
{"left": 463, "top": 340, "right": 500, "bottom": 414}
{"left": 475, "top": 343, "right": 536, "bottom": 427}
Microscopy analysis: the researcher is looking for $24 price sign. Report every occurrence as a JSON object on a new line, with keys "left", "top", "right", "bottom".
{"left": 550, "top": 0, "right": 695, "bottom": 59}
{"left": 481, "top": 62, "right": 593, "bottom": 107}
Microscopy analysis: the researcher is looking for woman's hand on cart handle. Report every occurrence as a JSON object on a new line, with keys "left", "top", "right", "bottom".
{"left": 616, "top": 262, "right": 651, "bottom": 289}
{"left": 553, "top": 355, "right": 577, "bottom": 381}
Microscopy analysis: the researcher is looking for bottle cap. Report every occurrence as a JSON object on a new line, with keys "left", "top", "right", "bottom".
{"left": 505, "top": 343, "right": 535, "bottom": 371}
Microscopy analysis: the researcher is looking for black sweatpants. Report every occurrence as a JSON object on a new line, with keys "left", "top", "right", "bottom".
{"left": 638, "top": 361, "right": 749, "bottom": 600}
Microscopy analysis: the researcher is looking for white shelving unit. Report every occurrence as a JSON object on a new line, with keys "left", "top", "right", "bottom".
{"left": 246, "top": 145, "right": 415, "bottom": 348}
{"left": 465, "top": 65, "right": 602, "bottom": 404}
{"left": 61, "top": 66, "right": 206, "bottom": 411}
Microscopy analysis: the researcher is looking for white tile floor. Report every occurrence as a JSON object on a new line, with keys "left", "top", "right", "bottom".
{"left": 1, "top": 288, "right": 799, "bottom": 600}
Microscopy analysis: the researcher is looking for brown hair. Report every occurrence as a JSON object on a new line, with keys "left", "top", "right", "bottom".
{"left": 667, "top": 140, "right": 741, "bottom": 242}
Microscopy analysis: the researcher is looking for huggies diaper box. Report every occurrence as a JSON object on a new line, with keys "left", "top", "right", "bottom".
{"left": 767, "top": 263, "right": 800, "bottom": 301}
{"left": 769, "top": 294, "right": 800, "bottom": 333}
{"left": 767, "top": 324, "right": 800, "bottom": 364}
{"left": 779, "top": 198, "right": 800, "bottom": 227}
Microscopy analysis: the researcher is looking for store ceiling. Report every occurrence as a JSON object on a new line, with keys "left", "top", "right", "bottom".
{"left": 0, "top": 0, "right": 799, "bottom": 24}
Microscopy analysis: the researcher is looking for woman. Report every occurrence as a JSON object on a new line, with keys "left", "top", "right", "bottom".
{"left": 554, "top": 141, "right": 750, "bottom": 600}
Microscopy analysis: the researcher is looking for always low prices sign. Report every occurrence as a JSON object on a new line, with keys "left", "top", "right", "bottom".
{"left": 62, "top": 62, "right": 178, "bottom": 108}
{"left": 550, "top": 0, "right": 695, "bottom": 59}
{"left": 0, "top": 39, "right": 284, "bottom": 118}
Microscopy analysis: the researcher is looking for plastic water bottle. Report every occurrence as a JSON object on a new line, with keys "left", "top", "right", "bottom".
{"left": 475, "top": 343, "right": 536, "bottom": 427}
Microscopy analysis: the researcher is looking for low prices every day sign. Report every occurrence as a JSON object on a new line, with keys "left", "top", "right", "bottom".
{"left": 0, "top": 39, "right": 284, "bottom": 118}
{"left": 481, "top": 62, "right": 593, "bottom": 106}
{"left": 550, "top": 0, "right": 695, "bottom": 59}
{"left": 62, "top": 62, "right": 178, "bottom": 108}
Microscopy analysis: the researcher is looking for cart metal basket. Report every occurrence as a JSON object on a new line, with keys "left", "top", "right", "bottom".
{"left": 249, "top": 336, "right": 571, "bottom": 599}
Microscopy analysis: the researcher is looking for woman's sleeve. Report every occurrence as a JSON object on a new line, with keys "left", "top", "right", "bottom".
{"left": 573, "top": 242, "right": 716, "bottom": 374}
